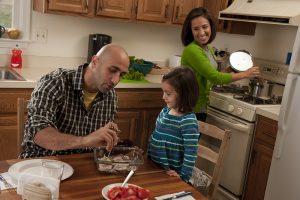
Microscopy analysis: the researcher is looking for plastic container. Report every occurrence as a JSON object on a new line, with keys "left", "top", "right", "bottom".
{"left": 129, "top": 61, "right": 153, "bottom": 75}
{"left": 11, "top": 45, "right": 22, "bottom": 68}
{"left": 94, "top": 146, "right": 144, "bottom": 174}
{"left": 169, "top": 55, "right": 181, "bottom": 68}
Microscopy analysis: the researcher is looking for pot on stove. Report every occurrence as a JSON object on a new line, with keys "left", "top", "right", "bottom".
{"left": 260, "top": 81, "right": 274, "bottom": 99}
{"left": 248, "top": 78, "right": 274, "bottom": 99}
{"left": 249, "top": 78, "right": 263, "bottom": 98}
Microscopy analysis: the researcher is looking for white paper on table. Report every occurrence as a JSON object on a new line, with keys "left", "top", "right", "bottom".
{"left": 0, "top": 172, "right": 17, "bottom": 190}
{"left": 155, "top": 191, "right": 196, "bottom": 200}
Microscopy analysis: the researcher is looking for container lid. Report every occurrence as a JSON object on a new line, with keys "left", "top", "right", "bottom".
{"left": 229, "top": 51, "right": 253, "bottom": 72}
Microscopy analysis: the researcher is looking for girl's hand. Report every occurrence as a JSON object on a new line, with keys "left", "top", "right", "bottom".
{"left": 166, "top": 170, "right": 180, "bottom": 178}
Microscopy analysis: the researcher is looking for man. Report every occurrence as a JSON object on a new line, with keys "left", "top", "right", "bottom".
{"left": 20, "top": 44, "right": 129, "bottom": 158}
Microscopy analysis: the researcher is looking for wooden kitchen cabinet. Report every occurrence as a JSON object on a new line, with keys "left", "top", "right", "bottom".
{"left": 33, "top": 0, "right": 255, "bottom": 34}
{"left": 172, "top": 0, "right": 203, "bottom": 24}
{"left": 95, "top": 0, "right": 175, "bottom": 23}
{"left": 0, "top": 88, "right": 163, "bottom": 160}
{"left": 0, "top": 89, "right": 32, "bottom": 160}
{"left": 95, "top": 0, "right": 173, "bottom": 23}
{"left": 203, "top": 0, "right": 256, "bottom": 35}
{"left": 115, "top": 88, "right": 164, "bottom": 151}
{"left": 98, "top": 0, "right": 203, "bottom": 24}
{"left": 136, "top": 0, "right": 172, "bottom": 23}
{"left": 33, "top": 0, "right": 203, "bottom": 25}
{"left": 95, "top": 0, "right": 135, "bottom": 19}
{"left": 33, "top": 0, "right": 95, "bottom": 17}
{"left": 244, "top": 115, "right": 278, "bottom": 200}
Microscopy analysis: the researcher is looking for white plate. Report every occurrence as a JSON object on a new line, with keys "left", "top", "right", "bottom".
{"left": 8, "top": 159, "right": 74, "bottom": 181}
{"left": 229, "top": 51, "right": 253, "bottom": 72}
{"left": 102, "top": 183, "right": 140, "bottom": 200}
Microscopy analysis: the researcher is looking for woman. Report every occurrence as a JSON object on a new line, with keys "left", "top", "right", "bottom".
{"left": 181, "top": 7, "right": 260, "bottom": 121}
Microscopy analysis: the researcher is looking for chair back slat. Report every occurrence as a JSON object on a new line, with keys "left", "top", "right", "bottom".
{"left": 195, "top": 121, "right": 231, "bottom": 200}
{"left": 198, "top": 145, "right": 218, "bottom": 164}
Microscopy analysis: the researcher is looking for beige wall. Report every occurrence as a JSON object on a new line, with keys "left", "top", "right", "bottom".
{"left": 0, "top": 11, "right": 298, "bottom": 68}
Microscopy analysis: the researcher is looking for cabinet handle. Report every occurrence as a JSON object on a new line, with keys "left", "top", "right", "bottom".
{"left": 175, "top": 6, "right": 179, "bottom": 21}
{"left": 251, "top": 150, "right": 256, "bottom": 165}
{"left": 164, "top": 4, "right": 169, "bottom": 18}
{"left": 98, "top": 0, "right": 103, "bottom": 11}
{"left": 85, "top": 0, "right": 88, "bottom": 9}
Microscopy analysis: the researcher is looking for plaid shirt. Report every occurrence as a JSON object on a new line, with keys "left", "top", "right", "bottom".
{"left": 20, "top": 64, "right": 117, "bottom": 158}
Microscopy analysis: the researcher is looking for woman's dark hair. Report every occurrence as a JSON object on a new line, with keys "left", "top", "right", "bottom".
{"left": 181, "top": 7, "right": 217, "bottom": 46}
{"left": 162, "top": 66, "right": 199, "bottom": 113}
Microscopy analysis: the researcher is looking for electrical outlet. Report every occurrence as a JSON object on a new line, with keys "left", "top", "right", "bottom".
{"left": 33, "top": 28, "right": 47, "bottom": 43}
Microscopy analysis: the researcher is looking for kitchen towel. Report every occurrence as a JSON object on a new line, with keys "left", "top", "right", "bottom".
{"left": 155, "top": 191, "right": 196, "bottom": 200}
{"left": 0, "top": 172, "right": 17, "bottom": 190}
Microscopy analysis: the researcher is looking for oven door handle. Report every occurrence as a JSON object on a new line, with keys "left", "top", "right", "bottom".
{"left": 207, "top": 113, "right": 250, "bottom": 132}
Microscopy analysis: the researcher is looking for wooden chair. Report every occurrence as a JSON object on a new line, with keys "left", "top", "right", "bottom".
{"left": 194, "top": 121, "right": 231, "bottom": 200}
{"left": 17, "top": 98, "right": 29, "bottom": 157}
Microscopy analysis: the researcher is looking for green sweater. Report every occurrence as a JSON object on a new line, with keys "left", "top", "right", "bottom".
{"left": 181, "top": 41, "right": 232, "bottom": 112}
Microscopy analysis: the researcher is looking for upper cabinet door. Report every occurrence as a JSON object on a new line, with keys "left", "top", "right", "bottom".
{"left": 172, "top": 0, "right": 203, "bottom": 24}
{"left": 95, "top": 0, "right": 135, "bottom": 19}
{"left": 136, "top": 0, "right": 172, "bottom": 23}
{"left": 48, "top": 0, "right": 90, "bottom": 14}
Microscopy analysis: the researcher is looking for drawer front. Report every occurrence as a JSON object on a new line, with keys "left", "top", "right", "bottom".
{"left": 116, "top": 89, "right": 164, "bottom": 108}
{"left": 0, "top": 89, "right": 32, "bottom": 113}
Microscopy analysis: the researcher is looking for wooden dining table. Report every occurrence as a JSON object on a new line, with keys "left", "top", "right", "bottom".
{"left": 0, "top": 153, "right": 208, "bottom": 200}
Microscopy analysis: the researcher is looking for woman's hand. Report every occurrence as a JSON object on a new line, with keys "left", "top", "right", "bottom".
{"left": 245, "top": 66, "right": 260, "bottom": 78}
{"left": 231, "top": 66, "right": 261, "bottom": 81}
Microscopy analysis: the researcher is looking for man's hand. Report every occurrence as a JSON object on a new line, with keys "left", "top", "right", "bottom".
{"left": 83, "top": 121, "right": 120, "bottom": 151}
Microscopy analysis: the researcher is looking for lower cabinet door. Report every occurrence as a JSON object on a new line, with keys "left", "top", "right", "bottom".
{"left": 244, "top": 142, "right": 273, "bottom": 200}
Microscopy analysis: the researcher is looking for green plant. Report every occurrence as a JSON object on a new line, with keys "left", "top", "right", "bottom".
{"left": 122, "top": 69, "right": 144, "bottom": 81}
{"left": 129, "top": 56, "right": 145, "bottom": 64}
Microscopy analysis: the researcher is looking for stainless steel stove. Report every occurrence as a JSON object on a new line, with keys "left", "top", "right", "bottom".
{"left": 213, "top": 84, "right": 282, "bottom": 105}
{"left": 206, "top": 59, "right": 287, "bottom": 200}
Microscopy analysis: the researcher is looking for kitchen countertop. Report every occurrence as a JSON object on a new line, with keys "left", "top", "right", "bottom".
{"left": 256, "top": 106, "right": 281, "bottom": 121}
{"left": 0, "top": 67, "right": 163, "bottom": 88}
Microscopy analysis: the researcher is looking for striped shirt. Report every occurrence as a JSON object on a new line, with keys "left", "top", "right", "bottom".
{"left": 20, "top": 64, "right": 117, "bottom": 158}
{"left": 147, "top": 107, "right": 200, "bottom": 182}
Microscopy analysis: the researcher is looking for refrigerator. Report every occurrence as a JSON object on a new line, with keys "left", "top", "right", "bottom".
{"left": 264, "top": 26, "right": 300, "bottom": 200}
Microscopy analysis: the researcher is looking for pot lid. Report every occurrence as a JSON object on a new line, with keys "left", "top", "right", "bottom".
{"left": 229, "top": 51, "right": 253, "bottom": 72}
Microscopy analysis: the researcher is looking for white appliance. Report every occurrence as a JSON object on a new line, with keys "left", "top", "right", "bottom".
{"left": 168, "top": 55, "right": 181, "bottom": 68}
{"left": 264, "top": 26, "right": 300, "bottom": 200}
{"left": 219, "top": 0, "right": 300, "bottom": 26}
{"left": 207, "top": 59, "right": 287, "bottom": 200}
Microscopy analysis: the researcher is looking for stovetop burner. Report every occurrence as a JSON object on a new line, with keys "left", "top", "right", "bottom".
{"left": 212, "top": 85, "right": 282, "bottom": 105}
{"left": 213, "top": 84, "right": 249, "bottom": 94}
{"left": 233, "top": 94, "right": 282, "bottom": 105}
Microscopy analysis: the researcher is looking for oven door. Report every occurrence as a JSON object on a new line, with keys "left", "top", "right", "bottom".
{"left": 206, "top": 107, "right": 254, "bottom": 198}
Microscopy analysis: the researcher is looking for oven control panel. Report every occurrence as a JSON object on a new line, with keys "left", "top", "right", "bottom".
{"left": 254, "top": 58, "right": 288, "bottom": 85}
{"left": 209, "top": 92, "right": 256, "bottom": 122}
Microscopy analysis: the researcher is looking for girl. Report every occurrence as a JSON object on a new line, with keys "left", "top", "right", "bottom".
{"left": 147, "top": 66, "right": 200, "bottom": 182}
